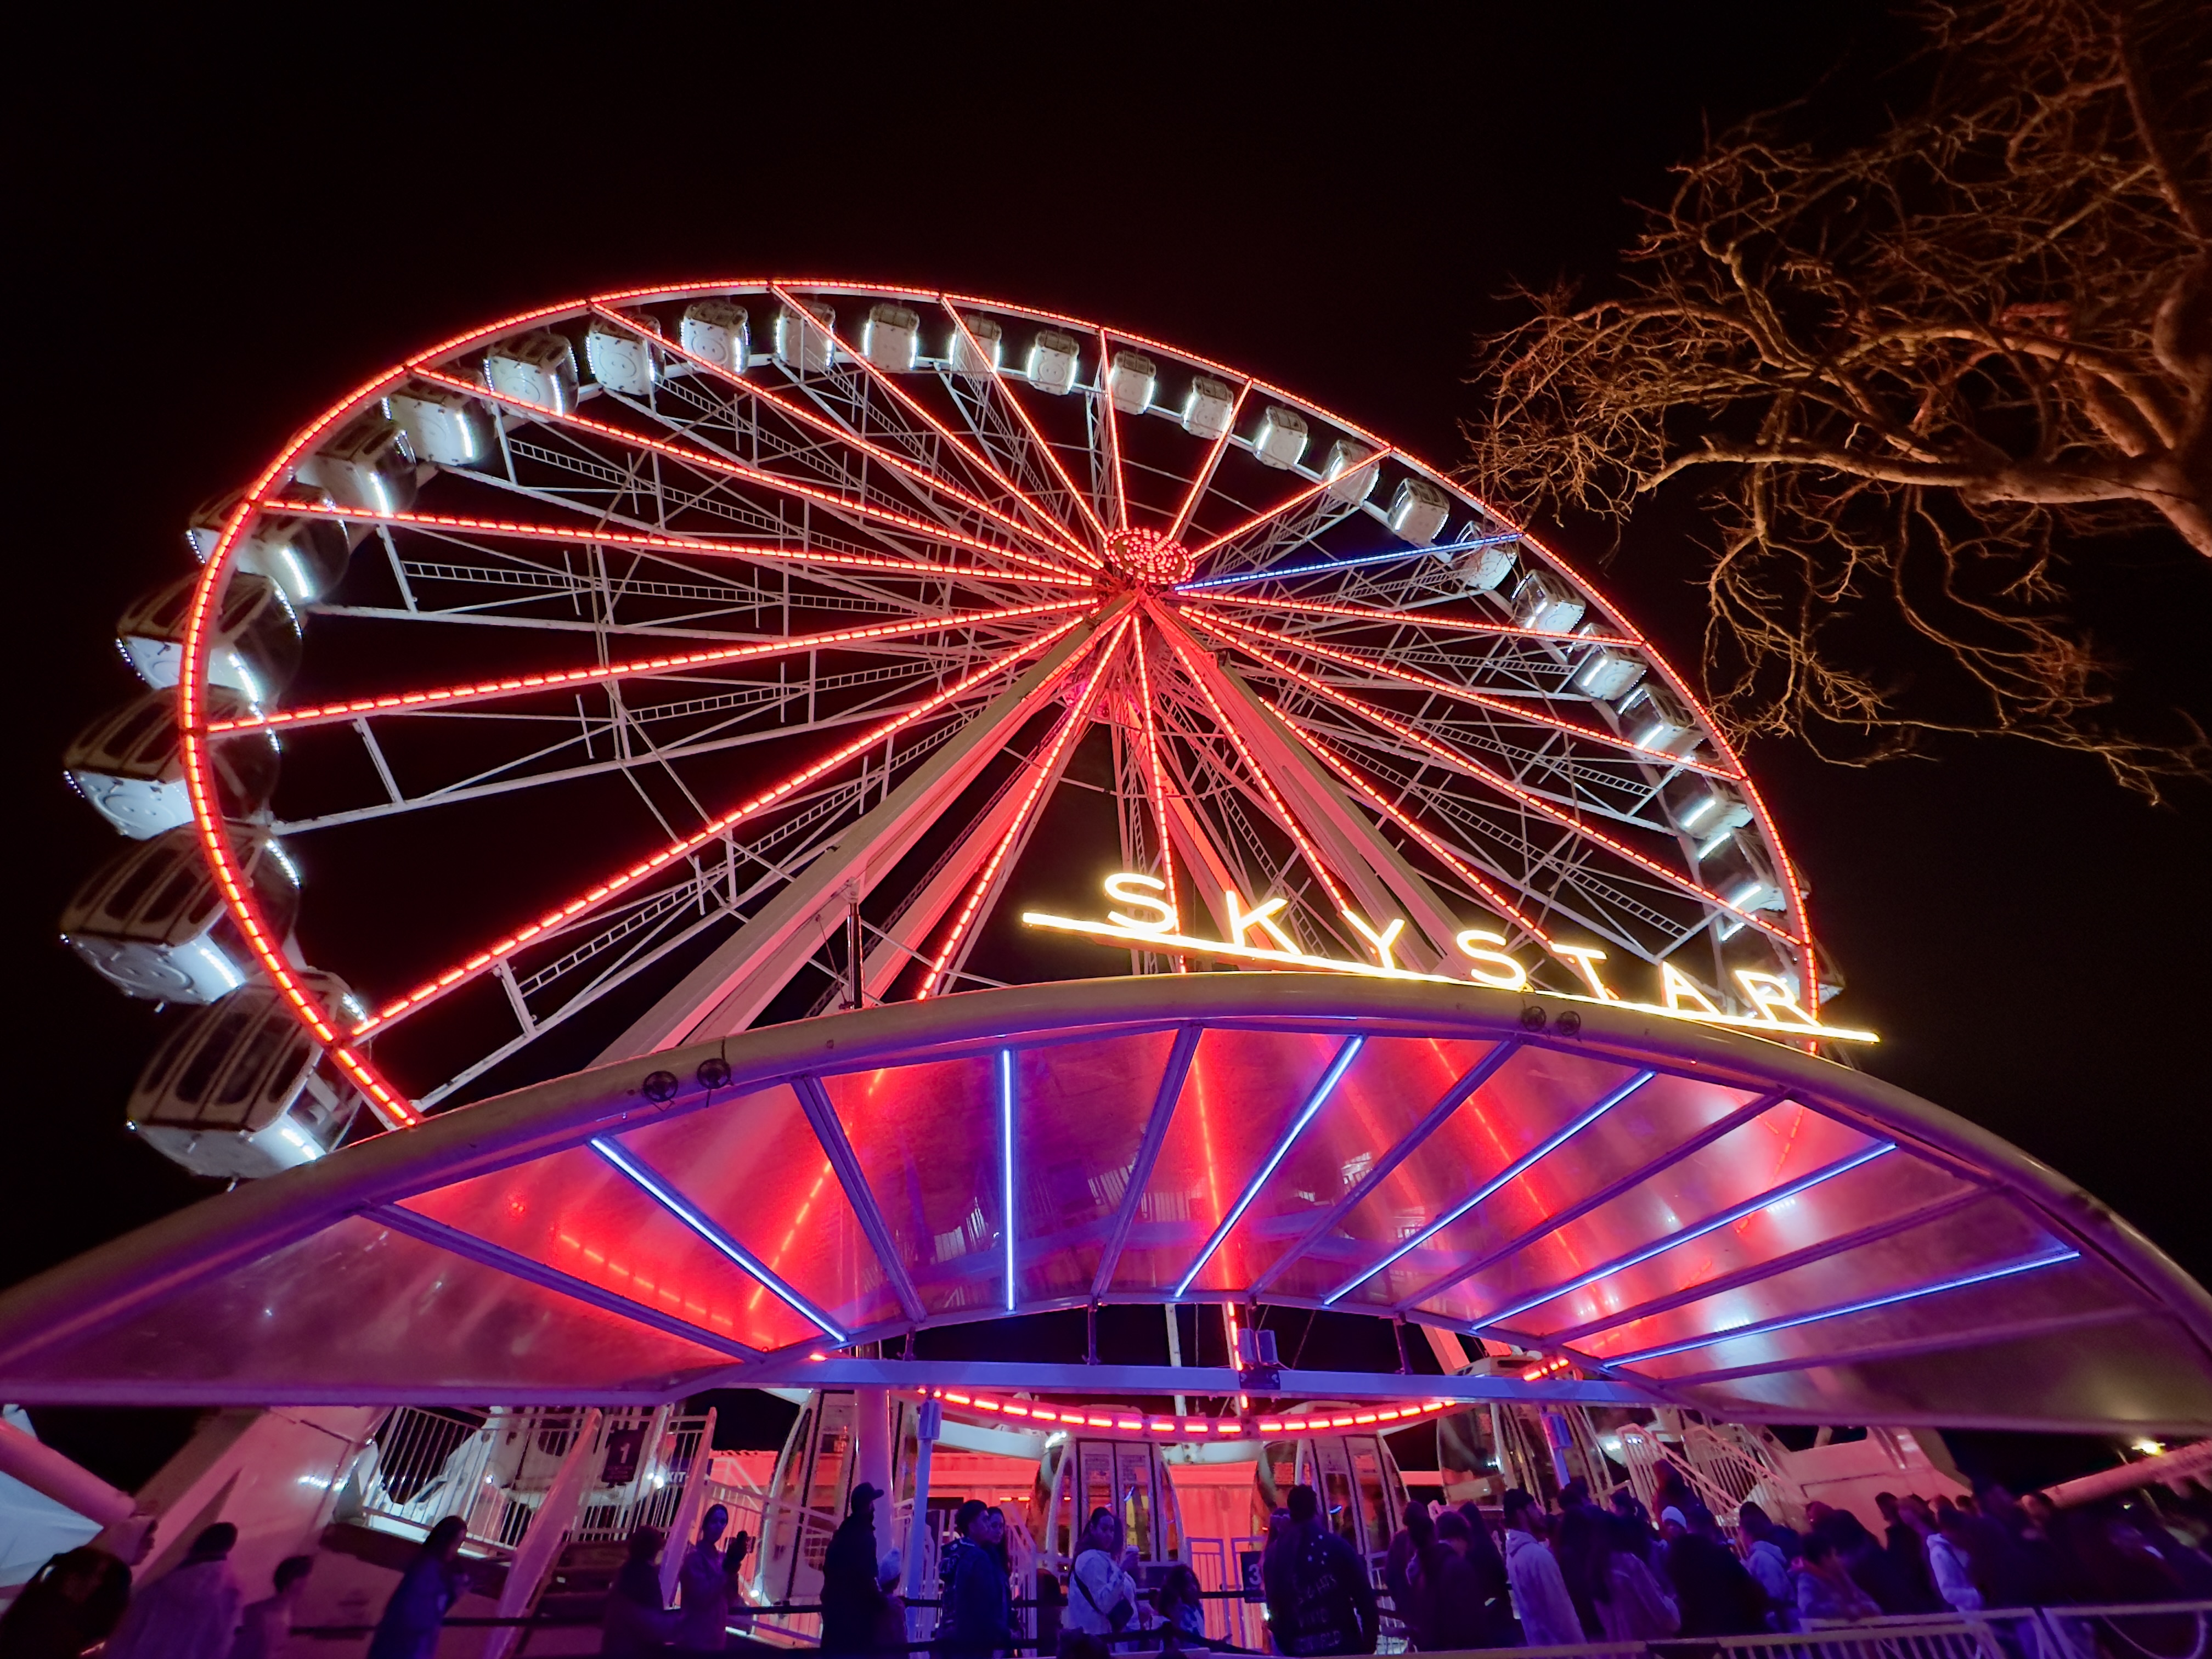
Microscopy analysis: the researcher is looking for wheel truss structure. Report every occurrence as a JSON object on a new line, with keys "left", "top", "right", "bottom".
{"left": 162, "top": 281, "right": 1820, "bottom": 1130}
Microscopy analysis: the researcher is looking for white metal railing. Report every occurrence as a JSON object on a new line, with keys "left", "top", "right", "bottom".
{"left": 346, "top": 1405, "right": 713, "bottom": 1560}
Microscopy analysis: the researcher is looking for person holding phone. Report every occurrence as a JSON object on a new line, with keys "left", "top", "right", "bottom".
{"left": 1064, "top": 1510, "right": 1139, "bottom": 1645}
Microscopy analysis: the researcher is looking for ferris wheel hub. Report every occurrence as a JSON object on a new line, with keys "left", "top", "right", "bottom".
{"left": 1101, "top": 526, "right": 1195, "bottom": 589}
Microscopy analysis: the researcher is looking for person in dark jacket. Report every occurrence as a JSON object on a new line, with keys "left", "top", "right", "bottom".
{"left": 1821, "top": 1511, "right": 1922, "bottom": 1616}
{"left": 601, "top": 1527, "right": 681, "bottom": 1657}
{"left": 1657, "top": 1507, "right": 1766, "bottom": 1637}
{"left": 1384, "top": 1503, "right": 1427, "bottom": 1650}
{"left": 1270, "top": 1486, "right": 1376, "bottom": 1656}
{"left": 0, "top": 1547, "right": 128, "bottom": 1659}
{"left": 820, "top": 1483, "right": 888, "bottom": 1655}
{"left": 941, "top": 1505, "right": 1017, "bottom": 1658}
{"left": 368, "top": 1516, "right": 470, "bottom": 1659}
{"left": 1412, "top": 1508, "right": 1506, "bottom": 1651}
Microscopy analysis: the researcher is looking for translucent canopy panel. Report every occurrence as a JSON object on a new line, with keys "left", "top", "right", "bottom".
{"left": 2, "top": 975, "right": 2207, "bottom": 1431}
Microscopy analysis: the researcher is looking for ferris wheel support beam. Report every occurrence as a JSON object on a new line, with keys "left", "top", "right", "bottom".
{"left": 598, "top": 618, "right": 1113, "bottom": 1059}
{"left": 1158, "top": 612, "right": 1465, "bottom": 973}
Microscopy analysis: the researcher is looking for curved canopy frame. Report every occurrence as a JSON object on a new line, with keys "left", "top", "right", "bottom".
{"left": 4, "top": 976, "right": 2206, "bottom": 1434}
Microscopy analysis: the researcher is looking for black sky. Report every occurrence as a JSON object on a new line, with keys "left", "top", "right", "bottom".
{"left": 9, "top": 6, "right": 2207, "bottom": 1312}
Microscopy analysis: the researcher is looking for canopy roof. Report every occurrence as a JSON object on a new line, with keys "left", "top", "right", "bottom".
{"left": 4, "top": 975, "right": 2207, "bottom": 1433}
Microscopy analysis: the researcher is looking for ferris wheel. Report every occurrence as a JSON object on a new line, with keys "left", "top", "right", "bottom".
{"left": 59, "top": 280, "right": 1825, "bottom": 1178}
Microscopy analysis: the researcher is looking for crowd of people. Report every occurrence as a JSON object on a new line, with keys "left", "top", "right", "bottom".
{"left": 5, "top": 1463, "right": 2209, "bottom": 1658}
{"left": 1373, "top": 1464, "right": 2212, "bottom": 1651}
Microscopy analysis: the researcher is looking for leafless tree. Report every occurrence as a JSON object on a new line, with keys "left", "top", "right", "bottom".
{"left": 1464, "top": 0, "right": 2210, "bottom": 794}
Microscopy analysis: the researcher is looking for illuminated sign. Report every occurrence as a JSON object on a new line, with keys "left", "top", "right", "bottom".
{"left": 1024, "top": 873, "right": 1877, "bottom": 1044}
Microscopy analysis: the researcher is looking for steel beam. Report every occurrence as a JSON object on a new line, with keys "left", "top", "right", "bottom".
{"left": 599, "top": 617, "right": 1109, "bottom": 1057}
{"left": 736, "top": 1355, "right": 1652, "bottom": 1404}
{"left": 1164, "top": 613, "right": 1467, "bottom": 971}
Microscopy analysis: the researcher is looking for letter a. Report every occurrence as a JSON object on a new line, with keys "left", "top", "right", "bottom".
{"left": 1658, "top": 962, "right": 1723, "bottom": 1016}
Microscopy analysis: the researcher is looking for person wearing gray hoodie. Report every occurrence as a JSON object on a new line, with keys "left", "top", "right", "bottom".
{"left": 1501, "top": 1491, "right": 1584, "bottom": 1648}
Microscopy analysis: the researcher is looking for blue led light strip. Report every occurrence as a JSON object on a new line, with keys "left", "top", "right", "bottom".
{"left": 1605, "top": 1246, "right": 2083, "bottom": 1367}
{"left": 1173, "top": 1037, "right": 1365, "bottom": 1298}
{"left": 1001, "top": 1049, "right": 1017, "bottom": 1314}
{"left": 1474, "top": 1141, "right": 1899, "bottom": 1330}
{"left": 591, "top": 1137, "right": 847, "bottom": 1342}
{"left": 1174, "top": 533, "right": 1518, "bottom": 593}
{"left": 1326, "top": 1070, "right": 1658, "bottom": 1306}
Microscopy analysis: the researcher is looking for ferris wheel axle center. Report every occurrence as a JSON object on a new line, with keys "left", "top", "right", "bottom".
{"left": 1101, "top": 527, "right": 1195, "bottom": 589}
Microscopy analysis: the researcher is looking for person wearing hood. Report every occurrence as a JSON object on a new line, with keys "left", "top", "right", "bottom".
{"left": 1500, "top": 1490, "right": 1582, "bottom": 1649}
{"left": 821, "top": 1483, "right": 889, "bottom": 1654}
{"left": 102, "top": 1523, "right": 244, "bottom": 1659}
{"left": 1736, "top": 1513, "right": 1795, "bottom": 1631}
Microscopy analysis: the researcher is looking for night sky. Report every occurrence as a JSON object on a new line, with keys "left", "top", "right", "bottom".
{"left": 11, "top": 3, "right": 2207, "bottom": 1341}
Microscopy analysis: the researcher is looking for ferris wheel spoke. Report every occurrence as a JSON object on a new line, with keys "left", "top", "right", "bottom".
{"left": 936, "top": 299, "right": 1109, "bottom": 548}
{"left": 411, "top": 365, "right": 1073, "bottom": 579}
{"left": 425, "top": 458, "right": 1058, "bottom": 596}
{"left": 1182, "top": 591, "right": 1617, "bottom": 648}
{"left": 766, "top": 284, "right": 1102, "bottom": 568}
{"left": 1150, "top": 614, "right": 1359, "bottom": 921}
{"left": 1284, "top": 722, "right": 1560, "bottom": 952}
{"left": 1185, "top": 464, "right": 1365, "bottom": 566}
{"left": 1306, "top": 725, "right": 1714, "bottom": 970}
{"left": 264, "top": 650, "right": 990, "bottom": 837}
{"left": 1093, "top": 326, "right": 1132, "bottom": 533}
{"left": 1188, "top": 609, "right": 1740, "bottom": 781}
{"left": 587, "top": 300, "right": 1092, "bottom": 569}
{"left": 1127, "top": 625, "right": 1186, "bottom": 960}
{"left": 349, "top": 614, "right": 1090, "bottom": 1042}
{"left": 210, "top": 600, "right": 1087, "bottom": 736}
{"left": 917, "top": 613, "right": 1133, "bottom": 999}
{"left": 1161, "top": 378, "right": 1255, "bottom": 544}
{"left": 1239, "top": 648, "right": 1803, "bottom": 950}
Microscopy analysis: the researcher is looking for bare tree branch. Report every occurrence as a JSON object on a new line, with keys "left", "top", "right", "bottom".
{"left": 1463, "top": 0, "right": 2212, "bottom": 797}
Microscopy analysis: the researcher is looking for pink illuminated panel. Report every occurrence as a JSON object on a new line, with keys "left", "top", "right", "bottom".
{"left": 821, "top": 1054, "right": 1006, "bottom": 1315}
{"left": 1209, "top": 1035, "right": 1502, "bottom": 1290}
{"left": 612, "top": 1085, "right": 901, "bottom": 1337}
{"left": 1581, "top": 1194, "right": 2087, "bottom": 1376}
{"left": 1000, "top": 1031, "right": 1178, "bottom": 1302}
{"left": 5, "top": 1216, "right": 725, "bottom": 1395}
{"left": 1416, "top": 1108, "right": 1912, "bottom": 1335}
{"left": 402, "top": 1139, "right": 820, "bottom": 1352}
{"left": 1317, "top": 1045, "right": 1649, "bottom": 1308}
{"left": 1110, "top": 1027, "right": 1342, "bottom": 1295}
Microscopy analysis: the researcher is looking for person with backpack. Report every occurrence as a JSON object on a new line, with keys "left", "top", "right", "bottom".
{"left": 1268, "top": 1486, "right": 1376, "bottom": 1656}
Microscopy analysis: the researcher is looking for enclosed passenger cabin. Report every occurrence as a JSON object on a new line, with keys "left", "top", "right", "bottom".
{"left": 1030, "top": 1424, "right": 1186, "bottom": 1581}
{"left": 127, "top": 970, "right": 370, "bottom": 1178}
{"left": 59, "top": 825, "right": 301, "bottom": 1002}
{"left": 117, "top": 572, "right": 301, "bottom": 709}
{"left": 64, "top": 687, "right": 278, "bottom": 839}
{"left": 1251, "top": 1426, "right": 1410, "bottom": 1577}
{"left": 189, "top": 484, "right": 354, "bottom": 605}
